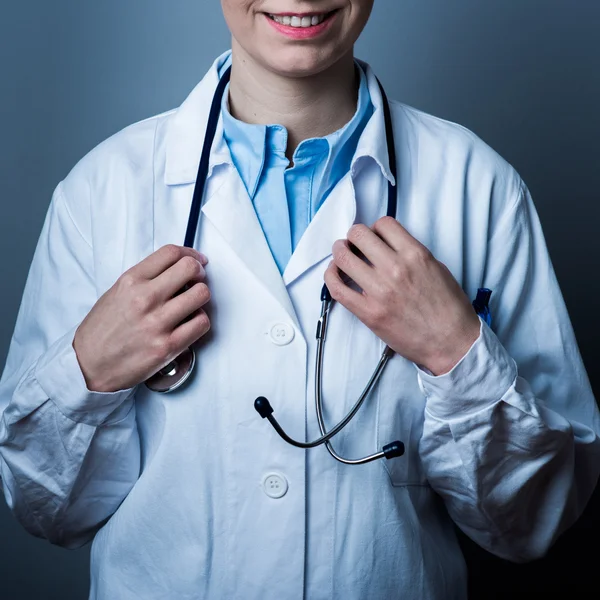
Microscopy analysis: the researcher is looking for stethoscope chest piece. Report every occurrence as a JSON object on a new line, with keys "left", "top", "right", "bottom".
{"left": 145, "top": 347, "right": 196, "bottom": 393}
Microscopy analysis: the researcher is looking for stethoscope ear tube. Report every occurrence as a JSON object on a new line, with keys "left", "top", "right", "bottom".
{"left": 255, "top": 293, "right": 405, "bottom": 464}
{"left": 254, "top": 395, "right": 361, "bottom": 449}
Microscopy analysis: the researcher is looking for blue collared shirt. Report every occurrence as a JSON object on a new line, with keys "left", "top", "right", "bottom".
{"left": 219, "top": 62, "right": 373, "bottom": 274}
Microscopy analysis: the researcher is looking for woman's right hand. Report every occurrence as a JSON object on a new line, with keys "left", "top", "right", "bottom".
{"left": 73, "top": 244, "right": 211, "bottom": 393}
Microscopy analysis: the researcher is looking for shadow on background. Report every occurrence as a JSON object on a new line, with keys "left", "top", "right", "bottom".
{"left": 0, "top": 1, "right": 598, "bottom": 598}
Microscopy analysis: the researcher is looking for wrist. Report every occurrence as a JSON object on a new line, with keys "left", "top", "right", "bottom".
{"left": 421, "top": 316, "right": 482, "bottom": 376}
{"left": 72, "top": 327, "right": 108, "bottom": 393}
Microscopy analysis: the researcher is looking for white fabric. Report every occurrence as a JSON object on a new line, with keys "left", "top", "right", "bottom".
{"left": 1, "top": 51, "right": 599, "bottom": 600}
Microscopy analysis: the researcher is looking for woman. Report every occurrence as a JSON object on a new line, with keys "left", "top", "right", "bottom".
{"left": 1, "top": 1, "right": 598, "bottom": 598}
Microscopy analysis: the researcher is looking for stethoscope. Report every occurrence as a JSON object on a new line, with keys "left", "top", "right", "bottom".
{"left": 145, "top": 64, "right": 493, "bottom": 466}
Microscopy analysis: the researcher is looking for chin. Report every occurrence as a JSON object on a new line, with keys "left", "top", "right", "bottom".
{"left": 258, "top": 47, "right": 349, "bottom": 79}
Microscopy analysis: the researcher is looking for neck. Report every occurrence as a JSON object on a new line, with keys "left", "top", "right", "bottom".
{"left": 227, "top": 41, "right": 359, "bottom": 161}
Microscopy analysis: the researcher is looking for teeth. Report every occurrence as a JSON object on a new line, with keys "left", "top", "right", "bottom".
{"left": 270, "top": 13, "right": 327, "bottom": 27}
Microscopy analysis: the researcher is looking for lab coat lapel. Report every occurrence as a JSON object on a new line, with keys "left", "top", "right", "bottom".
{"left": 201, "top": 166, "right": 299, "bottom": 324}
{"left": 283, "top": 173, "right": 356, "bottom": 287}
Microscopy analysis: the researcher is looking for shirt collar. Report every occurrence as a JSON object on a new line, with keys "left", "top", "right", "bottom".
{"left": 216, "top": 53, "right": 270, "bottom": 198}
{"left": 164, "top": 50, "right": 395, "bottom": 187}
{"left": 220, "top": 86, "right": 268, "bottom": 198}
{"left": 317, "top": 63, "right": 374, "bottom": 198}
{"left": 220, "top": 60, "right": 373, "bottom": 200}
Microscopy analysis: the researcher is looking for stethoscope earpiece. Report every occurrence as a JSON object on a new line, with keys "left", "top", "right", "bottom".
{"left": 382, "top": 441, "right": 405, "bottom": 460}
{"left": 254, "top": 397, "right": 274, "bottom": 418}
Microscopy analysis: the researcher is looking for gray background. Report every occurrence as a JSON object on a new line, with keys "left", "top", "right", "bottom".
{"left": 0, "top": 0, "right": 598, "bottom": 598}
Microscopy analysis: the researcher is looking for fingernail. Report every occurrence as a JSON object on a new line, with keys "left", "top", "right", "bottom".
{"left": 193, "top": 250, "right": 208, "bottom": 265}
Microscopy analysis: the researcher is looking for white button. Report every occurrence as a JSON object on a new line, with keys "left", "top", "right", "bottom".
{"left": 269, "top": 323, "right": 295, "bottom": 346}
{"left": 262, "top": 473, "right": 288, "bottom": 499}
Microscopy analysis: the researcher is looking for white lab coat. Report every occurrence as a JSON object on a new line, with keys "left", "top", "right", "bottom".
{"left": 1, "top": 51, "right": 599, "bottom": 600}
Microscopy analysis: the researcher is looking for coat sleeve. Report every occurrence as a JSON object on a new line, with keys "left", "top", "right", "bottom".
{"left": 417, "top": 180, "right": 600, "bottom": 563}
{"left": 0, "top": 182, "right": 140, "bottom": 549}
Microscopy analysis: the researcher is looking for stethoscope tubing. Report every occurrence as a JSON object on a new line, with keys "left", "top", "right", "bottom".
{"left": 184, "top": 67, "right": 232, "bottom": 249}
{"left": 254, "top": 73, "right": 405, "bottom": 461}
{"left": 315, "top": 326, "right": 397, "bottom": 464}
{"left": 314, "top": 75, "right": 402, "bottom": 464}
{"left": 149, "top": 62, "right": 406, "bottom": 463}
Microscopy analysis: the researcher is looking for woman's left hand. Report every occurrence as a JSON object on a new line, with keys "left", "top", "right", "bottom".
{"left": 324, "top": 216, "right": 481, "bottom": 376}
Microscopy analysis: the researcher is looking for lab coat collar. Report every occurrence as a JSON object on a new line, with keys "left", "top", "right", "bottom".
{"left": 282, "top": 172, "right": 357, "bottom": 286}
{"left": 351, "top": 58, "right": 395, "bottom": 187}
{"left": 164, "top": 51, "right": 233, "bottom": 186}
{"left": 201, "top": 164, "right": 300, "bottom": 325}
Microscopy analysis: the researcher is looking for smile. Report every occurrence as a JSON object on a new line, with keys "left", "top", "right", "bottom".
{"left": 266, "top": 10, "right": 337, "bottom": 28}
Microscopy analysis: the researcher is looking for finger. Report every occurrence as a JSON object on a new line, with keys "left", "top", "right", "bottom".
{"left": 346, "top": 223, "right": 396, "bottom": 269}
{"left": 323, "top": 261, "right": 365, "bottom": 316}
{"left": 170, "top": 308, "right": 211, "bottom": 350}
{"left": 371, "top": 216, "right": 425, "bottom": 254}
{"left": 331, "top": 239, "right": 377, "bottom": 293}
{"left": 135, "top": 245, "right": 208, "bottom": 281}
{"left": 153, "top": 255, "right": 207, "bottom": 302}
{"left": 163, "top": 281, "right": 211, "bottom": 329}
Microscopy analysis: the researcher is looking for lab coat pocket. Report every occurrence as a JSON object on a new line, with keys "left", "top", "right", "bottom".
{"left": 376, "top": 351, "right": 428, "bottom": 487}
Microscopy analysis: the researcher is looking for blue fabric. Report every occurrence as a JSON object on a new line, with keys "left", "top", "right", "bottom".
{"left": 218, "top": 61, "right": 373, "bottom": 274}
